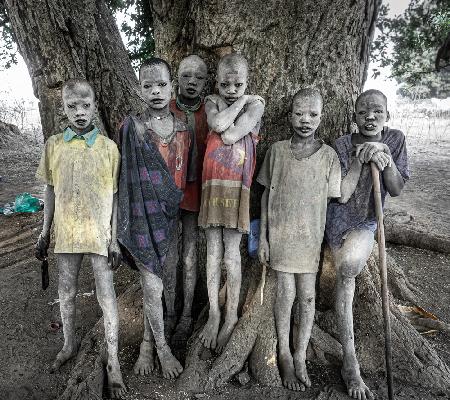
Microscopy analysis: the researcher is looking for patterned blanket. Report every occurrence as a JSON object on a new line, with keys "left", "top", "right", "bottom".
{"left": 117, "top": 116, "right": 182, "bottom": 277}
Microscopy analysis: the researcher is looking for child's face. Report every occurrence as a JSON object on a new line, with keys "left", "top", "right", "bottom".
{"left": 140, "top": 65, "right": 172, "bottom": 109}
{"left": 178, "top": 59, "right": 207, "bottom": 100}
{"left": 355, "top": 93, "right": 389, "bottom": 137}
{"left": 289, "top": 96, "right": 322, "bottom": 138}
{"left": 62, "top": 84, "right": 96, "bottom": 133}
{"left": 217, "top": 65, "right": 248, "bottom": 105}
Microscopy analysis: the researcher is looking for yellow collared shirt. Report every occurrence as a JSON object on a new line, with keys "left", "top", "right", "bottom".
{"left": 36, "top": 130, "right": 120, "bottom": 256}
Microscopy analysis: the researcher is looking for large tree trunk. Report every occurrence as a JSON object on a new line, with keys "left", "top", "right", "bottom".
{"left": 5, "top": 0, "right": 450, "bottom": 398}
{"left": 5, "top": 0, "right": 145, "bottom": 139}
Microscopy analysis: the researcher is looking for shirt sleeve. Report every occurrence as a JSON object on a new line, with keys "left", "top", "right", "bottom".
{"left": 111, "top": 142, "right": 121, "bottom": 194}
{"left": 328, "top": 150, "right": 342, "bottom": 198}
{"left": 333, "top": 136, "right": 351, "bottom": 178}
{"left": 389, "top": 129, "right": 410, "bottom": 182}
{"left": 256, "top": 145, "right": 273, "bottom": 188}
{"left": 36, "top": 137, "right": 54, "bottom": 186}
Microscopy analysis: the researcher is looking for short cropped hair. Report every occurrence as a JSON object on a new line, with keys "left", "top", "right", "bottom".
{"left": 62, "top": 78, "right": 95, "bottom": 100}
{"left": 139, "top": 57, "right": 172, "bottom": 81}
{"left": 355, "top": 89, "right": 387, "bottom": 109}
{"left": 178, "top": 55, "right": 207, "bottom": 75}
{"left": 217, "top": 52, "right": 248, "bottom": 76}
{"left": 290, "top": 88, "right": 323, "bottom": 111}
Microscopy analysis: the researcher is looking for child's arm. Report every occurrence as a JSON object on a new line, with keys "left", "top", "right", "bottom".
{"left": 205, "top": 95, "right": 249, "bottom": 133}
{"left": 108, "top": 193, "right": 121, "bottom": 270}
{"left": 356, "top": 142, "right": 405, "bottom": 196}
{"left": 258, "top": 187, "right": 270, "bottom": 265}
{"left": 221, "top": 98, "right": 265, "bottom": 145}
{"left": 338, "top": 155, "right": 363, "bottom": 204}
{"left": 35, "top": 184, "right": 55, "bottom": 260}
{"left": 378, "top": 154, "right": 405, "bottom": 196}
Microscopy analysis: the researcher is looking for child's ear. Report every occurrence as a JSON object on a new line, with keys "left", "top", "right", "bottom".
{"left": 386, "top": 110, "right": 390, "bottom": 122}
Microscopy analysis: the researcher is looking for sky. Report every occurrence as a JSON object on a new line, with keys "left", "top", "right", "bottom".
{"left": 0, "top": 0, "right": 442, "bottom": 128}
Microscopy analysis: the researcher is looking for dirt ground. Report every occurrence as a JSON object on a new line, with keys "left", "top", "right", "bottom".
{"left": 0, "top": 123, "right": 449, "bottom": 400}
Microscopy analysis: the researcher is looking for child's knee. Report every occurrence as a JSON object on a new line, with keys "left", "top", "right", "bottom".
{"left": 223, "top": 249, "right": 240, "bottom": 269}
{"left": 299, "top": 294, "right": 315, "bottom": 311}
{"left": 182, "top": 245, "right": 196, "bottom": 269}
{"left": 97, "top": 292, "right": 116, "bottom": 311}
{"left": 58, "top": 285, "right": 77, "bottom": 302}
{"left": 337, "top": 250, "right": 368, "bottom": 279}
{"left": 142, "top": 273, "right": 163, "bottom": 296}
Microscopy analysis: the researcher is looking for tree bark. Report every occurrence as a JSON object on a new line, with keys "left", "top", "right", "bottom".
{"left": 5, "top": 0, "right": 145, "bottom": 139}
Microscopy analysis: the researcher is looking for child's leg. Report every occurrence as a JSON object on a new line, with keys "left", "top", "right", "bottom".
{"left": 216, "top": 227, "right": 242, "bottom": 352}
{"left": 134, "top": 276, "right": 156, "bottom": 376}
{"left": 199, "top": 227, "right": 224, "bottom": 349}
{"left": 293, "top": 272, "right": 317, "bottom": 389}
{"left": 90, "top": 254, "right": 126, "bottom": 398}
{"left": 162, "top": 227, "right": 179, "bottom": 339}
{"left": 138, "top": 266, "right": 183, "bottom": 379}
{"left": 333, "top": 230, "right": 374, "bottom": 400}
{"left": 275, "top": 271, "right": 303, "bottom": 391}
{"left": 173, "top": 211, "right": 198, "bottom": 342}
{"left": 51, "top": 253, "right": 83, "bottom": 372}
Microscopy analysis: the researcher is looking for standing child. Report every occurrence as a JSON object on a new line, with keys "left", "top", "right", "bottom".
{"left": 325, "top": 89, "right": 409, "bottom": 400}
{"left": 257, "top": 88, "right": 341, "bottom": 391}
{"left": 35, "top": 79, "right": 126, "bottom": 398}
{"left": 118, "top": 58, "right": 194, "bottom": 379}
{"left": 198, "top": 53, "right": 265, "bottom": 352}
{"left": 169, "top": 55, "right": 209, "bottom": 344}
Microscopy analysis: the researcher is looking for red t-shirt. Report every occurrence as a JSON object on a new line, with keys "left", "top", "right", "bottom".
{"left": 170, "top": 99, "right": 208, "bottom": 212}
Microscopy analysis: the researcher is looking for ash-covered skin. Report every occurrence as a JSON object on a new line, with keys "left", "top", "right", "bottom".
{"left": 133, "top": 60, "right": 184, "bottom": 379}
{"left": 171, "top": 55, "right": 208, "bottom": 346}
{"left": 177, "top": 55, "right": 208, "bottom": 104}
{"left": 331, "top": 89, "right": 406, "bottom": 400}
{"left": 217, "top": 62, "right": 248, "bottom": 106}
{"left": 36, "top": 80, "right": 126, "bottom": 399}
{"left": 258, "top": 89, "right": 324, "bottom": 392}
{"left": 62, "top": 82, "right": 96, "bottom": 134}
{"left": 199, "top": 53, "right": 265, "bottom": 353}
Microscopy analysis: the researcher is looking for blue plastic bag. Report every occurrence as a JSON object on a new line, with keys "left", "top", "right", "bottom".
{"left": 248, "top": 219, "right": 260, "bottom": 258}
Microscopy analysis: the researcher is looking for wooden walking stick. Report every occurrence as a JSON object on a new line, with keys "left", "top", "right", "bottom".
{"left": 371, "top": 162, "right": 394, "bottom": 400}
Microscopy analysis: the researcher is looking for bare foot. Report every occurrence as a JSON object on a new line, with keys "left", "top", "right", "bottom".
{"left": 199, "top": 314, "right": 220, "bottom": 349}
{"left": 279, "top": 352, "right": 305, "bottom": 391}
{"left": 156, "top": 343, "right": 183, "bottom": 379}
{"left": 49, "top": 345, "right": 78, "bottom": 372}
{"left": 133, "top": 339, "right": 155, "bottom": 376}
{"left": 164, "top": 314, "right": 177, "bottom": 342}
{"left": 171, "top": 316, "right": 193, "bottom": 348}
{"left": 293, "top": 352, "right": 311, "bottom": 388}
{"left": 341, "top": 366, "right": 374, "bottom": 400}
{"left": 216, "top": 318, "right": 238, "bottom": 353}
{"left": 106, "top": 358, "right": 127, "bottom": 399}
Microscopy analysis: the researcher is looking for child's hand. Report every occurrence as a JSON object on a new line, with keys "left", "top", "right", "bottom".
{"left": 246, "top": 95, "right": 264, "bottom": 105}
{"left": 356, "top": 142, "right": 389, "bottom": 164}
{"left": 35, "top": 232, "right": 50, "bottom": 261}
{"left": 108, "top": 240, "right": 122, "bottom": 270}
{"left": 258, "top": 239, "right": 270, "bottom": 266}
{"left": 371, "top": 151, "right": 392, "bottom": 171}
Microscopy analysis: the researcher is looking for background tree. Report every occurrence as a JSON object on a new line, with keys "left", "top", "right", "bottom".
{"left": 372, "top": 0, "right": 450, "bottom": 99}
{"left": 3, "top": 1, "right": 450, "bottom": 398}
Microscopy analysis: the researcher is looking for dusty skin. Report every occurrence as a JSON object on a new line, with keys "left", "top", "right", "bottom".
{"left": 199, "top": 53, "right": 265, "bottom": 353}
{"left": 259, "top": 90, "right": 324, "bottom": 392}
{"left": 329, "top": 90, "right": 406, "bottom": 400}
{"left": 35, "top": 80, "right": 126, "bottom": 398}
{"left": 171, "top": 55, "right": 208, "bottom": 346}
{"left": 133, "top": 60, "right": 184, "bottom": 379}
